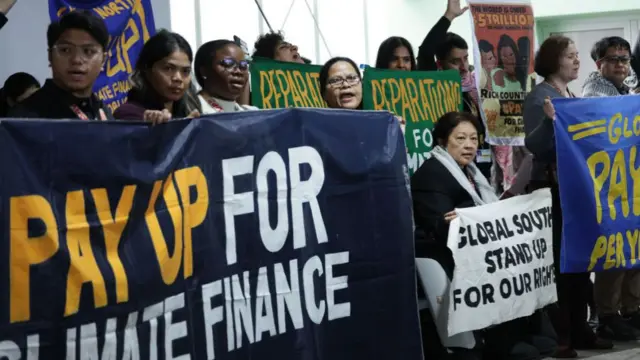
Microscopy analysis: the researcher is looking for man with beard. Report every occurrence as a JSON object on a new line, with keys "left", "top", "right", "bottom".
{"left": 9, "top": 10, "right": 113, "bottom": 120}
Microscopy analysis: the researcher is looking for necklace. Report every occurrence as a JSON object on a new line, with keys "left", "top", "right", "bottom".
{"left": 545, "top": 80, "right": 575, "bottom": 98}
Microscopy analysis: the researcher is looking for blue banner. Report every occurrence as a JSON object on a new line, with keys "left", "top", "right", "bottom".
{"left": 48, "top": 0, "right": 156, "bottom": 112}
{"left": 554, "top": 96, "right": 640, "bottom": 273}
{"left": 0, "top": 109, "right": 422, "bottom": 359}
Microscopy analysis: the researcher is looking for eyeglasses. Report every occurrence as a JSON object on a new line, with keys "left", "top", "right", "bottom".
{"left": 600, "top": 56, "right": 633, "bottom": 65}
{"left": 219, "top": 57, "right": 250, "bottom": 71}
{"left": 51, "top": 44, "right": 102, "bottom": 60}
{"left": 327, "top": 74, "right": 361, "bottom": 88}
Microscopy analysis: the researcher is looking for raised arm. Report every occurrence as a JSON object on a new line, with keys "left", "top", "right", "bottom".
{"left": 524, "top": 93, "right": 556, "bottom": 163}
{"left": 417, "top": 0, "right": 468, "bottom": 71}
{"left": 0, "top": 0, "right": 17, "bottom": 31}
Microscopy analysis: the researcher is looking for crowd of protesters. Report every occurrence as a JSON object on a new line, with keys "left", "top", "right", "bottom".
{"left": 2, "top": 0, "right": 640, "bottom": 359}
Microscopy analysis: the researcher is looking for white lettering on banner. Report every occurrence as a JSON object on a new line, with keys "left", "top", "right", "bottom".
{"left": 7, "top": 146, "right": 353, "bottom": 357}
{"left": 446, "top": 189, "right": 557, "bottom": 336}
{"left": 0, "top": 335, "right": 38, "bottom": 360}
{"left": 202, "top": 253, "right": 351, "bottom": 359}
{"left": 222, "top": 146, "right": 328, "bottom": 266}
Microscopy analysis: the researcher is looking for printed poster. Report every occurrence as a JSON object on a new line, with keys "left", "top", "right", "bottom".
{"left": 468, "top": 0, "right": 537, "bottom": 145}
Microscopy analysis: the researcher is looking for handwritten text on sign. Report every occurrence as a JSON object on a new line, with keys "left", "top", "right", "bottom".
{"left": 554, "top": 96, "right": 640, "bottom": 272}
{"left": 362, "top": 69, "right": 462, "bottom": 174}
{"left": 251, "top": 58, "right": 327, "bottom": 109}
{"left": 447, "top": 190, "right": 556, "bottom": 336}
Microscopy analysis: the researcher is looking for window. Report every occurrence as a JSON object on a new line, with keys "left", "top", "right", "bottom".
{"left": 317, "top": 0, "right": 366, "bottom": 66}
{"left": 199, "top": 0, "right": 262, "bottom": 52}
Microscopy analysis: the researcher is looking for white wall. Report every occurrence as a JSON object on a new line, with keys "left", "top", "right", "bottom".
{"left": 0, "top": 0, "right": 172, "bottom": 85}
{"left": 3, "top": 0, "right": 640, "bottom": 86}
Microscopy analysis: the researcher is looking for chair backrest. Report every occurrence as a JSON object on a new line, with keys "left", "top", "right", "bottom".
{"left": 415, "top": 258, "right": 476, "bottom": 349}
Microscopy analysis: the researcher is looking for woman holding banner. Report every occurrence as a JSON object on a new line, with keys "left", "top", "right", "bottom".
{"left": 114, "top": 30, "right": 201, "bottom": 123}
{"left": 194, "top": 40, "right": 258, "bottom": 113}
{"left": 524, "top": 35, "right": 613, "bottom": 358}
{"left": 412, "top": 111, "right": 556, "bottom": 360}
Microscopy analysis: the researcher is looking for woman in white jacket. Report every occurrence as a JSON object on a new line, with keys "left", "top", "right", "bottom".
{"left": 194, "top": 40, "right": 258, "bottom": 113}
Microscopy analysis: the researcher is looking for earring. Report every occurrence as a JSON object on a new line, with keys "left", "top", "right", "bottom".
{"left": 202, "top": 75, "right": 207, "bottom": 79}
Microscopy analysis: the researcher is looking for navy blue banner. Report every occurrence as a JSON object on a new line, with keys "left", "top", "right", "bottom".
{"left": 48, "top": 0, "right": 156, "bottom": 112}
{"left": 0, "top": 109, "right": 422, "bottom": 359}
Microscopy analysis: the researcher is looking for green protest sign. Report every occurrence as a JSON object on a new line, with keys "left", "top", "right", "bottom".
{"left": 250, "top": 58, "right": 327, "bottom": 109}
{"left": 362, "top": 68, "right": 463, "bottom": 174}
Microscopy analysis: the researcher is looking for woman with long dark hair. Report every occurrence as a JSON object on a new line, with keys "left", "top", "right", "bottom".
{"left": 114, "top": 30, "right": 200, "bottom": 123}
{"left": 375, "top": 36, "right": 416, "bottom": 71}
{"left": 492, "top": 34, "right": 522, "bottom": 92}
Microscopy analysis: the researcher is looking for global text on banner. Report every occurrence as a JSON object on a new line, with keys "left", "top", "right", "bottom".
{"left": 554, "top": 96, "right": 640, "bottom": 273}
{"left": 0, "top": 109, "right": 422, "bottom": 359}
{"left": 250, "top": 58, "right": 327, "bottom": 109}
{"left": 468, "top": 0, "right": 537, "bottom": 145}
{"left": 48, "top": 0, "right": 156, "bottom": 112}
{"left": 446, "top": 189, "right": 556, "bottom": 336}
{"left": 362, "top": 68, "right": 463, "bottom": 174}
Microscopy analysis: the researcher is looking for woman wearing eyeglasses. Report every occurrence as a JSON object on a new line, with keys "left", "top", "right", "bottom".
{"left": 194, "top": 40, "right": 257, "bottom": 113}
{"left": 318, "top": 57, "right": 363, "bottom": 110}
{"left": 114, "top": 30, "right": 201, "bottom": 123}
{"left": 319, "top": 57, "right": 406, "bottom": 133}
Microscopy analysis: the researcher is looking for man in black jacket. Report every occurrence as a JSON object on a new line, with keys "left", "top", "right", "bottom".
{"left": 0, "top": 0, "right": 17, "bottom": 31}
{"left": 9, "top": 10, "right": 113, "bottom": 120}
{"left": 416, "top": 0, "right": 493, "bottom": 180}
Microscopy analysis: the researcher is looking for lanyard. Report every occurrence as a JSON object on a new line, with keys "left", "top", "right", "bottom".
{"left": 202, "top": 94, "right": 241, "bottom": 112}
{"left": 203, "top": 96, "right": 224, "bottom": 112}
{"left": 70, "top": 104, "right": 107, "bottom": 121}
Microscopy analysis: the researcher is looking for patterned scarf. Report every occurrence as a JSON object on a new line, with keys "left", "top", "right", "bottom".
{"left": 462, "top": 72, "right": 480, "bottom": 105}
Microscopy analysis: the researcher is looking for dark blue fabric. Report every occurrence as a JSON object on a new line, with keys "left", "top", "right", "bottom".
{"left": 0, "top": 109, "right": 422, "bottom": 359}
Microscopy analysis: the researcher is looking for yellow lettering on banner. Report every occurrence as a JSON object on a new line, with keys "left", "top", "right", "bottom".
{"left": 285, "top": 71, "right": 305, "bottom": 108}
{"left": 589, "top": 230, "right": 640, "bottom": 270}
{"left": 91, "top": 186, "right": 136, "bottom": 304}
{"left": 269, "top": 70, "right": 283, "bottom": 107}
{"left": 292, "top": 71, "right": 312, "bottom": 108}
{"left": 588, "top": 236, "right": 607, "bottom": 271}
{"left": 306, "top": 72, "right": 323, "bottom": 108}
{"left": 173, "top": 167, "right": 209, "bottom": 279}
{"left": 419, "top": 79, "right": 437, "bottom": 122}
{"left": 120, "top": 18, "right": 141, "bottom": 73}
{"left": 369, "top": 80, "right": 385, "bottom": 111}
{"left": 629, "top": 147, "right": 640, "bottom": 216}
{"left": 132, "top": 0, "right": 151, "bottom": 42}
{"left": 259, "top": 71, "right": 275, "bottom": 109}
{"left": 628, "top": 230, "right": 639, "bottom": 266}
{"left": 9, "top": 196, "right": 59, "bottom": 323}
{"left": 274, "top": 70, "right": 291, "bottom": 108}
{"left": 587, "top": 151, "right": 610, "bottom": 224}
{"left": 609, "top": 150, "right": 630, "bottom": 220}
{"left": 65, "top": 190, "right": 108, "bottom": 316}
{"left": 145, "top": 177, "right": 184, "bottom": 285}
{"left": 406, "top": 79, "right": 426, "bottom": 121}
